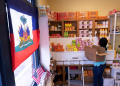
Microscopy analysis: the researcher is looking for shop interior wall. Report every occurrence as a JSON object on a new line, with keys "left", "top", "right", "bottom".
{"left": 40, "top": 0, "right": 120, "bottom": 16}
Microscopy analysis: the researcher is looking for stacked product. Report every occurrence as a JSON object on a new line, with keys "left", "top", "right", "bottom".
{"left": 112, "top": 60, "right": 120, "bottom": 68}
{"left": 50, "top": 24, "right": 62, "bottom": 31}
{"left": 51, "top": 43, "right": 64, "bottom": 52}
{"left": 64, "top": 31, "right": 76, "bottom": 37}
{"left": 78, "top": 11, "right": 88, "bottom": 19}
{"left": 95, "top": 21, "right": 108, "bottom": 28}
{"left": 100, "top": 29, "right": 107, "bottom": 38}
{"left": 84, "top": 70, "right": 93, "bottom": 76}
{"left": 65, "top": 23, "right": 75, "bottom": 31}
{"left": 50, "top": 34, "right": 62, "bottom": 38}
{"left": 89, "top": 11, "right": 98, "bottom": 19}
{"left": 66, "top": 38, "right": 93, "bottom": 51}
{"left": 79, "top": 30, "right": 89, "bottom": 37}
{"left": 57, "top": 12, "right": 68, "bottom": 20}
{"left": 68, "top": 12, "right": 77, "bottom": 20}
{"left": 109, "top": 9, "right": 120, "bottom": 15}
{"left": 40, "top": 5, "right": 57, "bottom": 20}
{"left": 79, "top": 21, "right": 92, "bottom": 29}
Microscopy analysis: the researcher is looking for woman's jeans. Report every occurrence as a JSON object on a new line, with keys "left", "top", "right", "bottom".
{"left": 93, "top": 64, "right": 106, "bottom": 86}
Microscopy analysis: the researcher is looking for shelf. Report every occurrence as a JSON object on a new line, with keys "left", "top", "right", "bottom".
{"left": 95, "top": 28, "right": 108, "bottom": 29}
{"left": 110, "top": 33, "right": 120, "bottom": 35}
{"left": 48, "top": 17, "right": 55, "bottom": 21}
{"left": 70, "top": 80, "right": 83, "bottom": 85}
{"left": 109, "top": 12, "right": 120, "bottom": 17}
{"left": 79, "top": 28, "right": 92, "bottom": 30}
{"left": 64, "top": 30, "right": 77, "bottom": 31}
{"left": 49, "top": 30, "right": 62, "bottom": 31}
{"left": 95, "top": 18, "right": 109, "bottom": 21}
{"left": 69, "top": 69, "right": 82, "bottom": 74}
{"left": 64, "top": 20, "right": 77, "bottom": 22}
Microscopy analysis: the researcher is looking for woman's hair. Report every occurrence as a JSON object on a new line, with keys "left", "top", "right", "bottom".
{"left": 99, "top": 38, "right": 108, "bottom": 50}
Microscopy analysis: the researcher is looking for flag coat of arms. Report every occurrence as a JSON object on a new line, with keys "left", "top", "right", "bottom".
{"left": 6, "top": 0, "right": 40, "bottom": 71}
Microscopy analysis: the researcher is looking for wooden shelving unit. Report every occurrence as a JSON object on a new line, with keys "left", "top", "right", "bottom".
{"left": 54, "top": 64, "right": 112, "bottom": 85}
{"left": 49, "top": 18, "right": 110, "bottom": 37}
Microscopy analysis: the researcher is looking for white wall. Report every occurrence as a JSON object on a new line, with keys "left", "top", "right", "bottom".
{"left": 39, "top": 17, "right": 51, "bottom": 86}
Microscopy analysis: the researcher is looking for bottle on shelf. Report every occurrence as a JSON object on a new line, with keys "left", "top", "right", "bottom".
{"left": 105, "top": 29, "right": 107, "bottom": 38}
{"left": 102, "top": 29, "right": 105, "bottom": 37}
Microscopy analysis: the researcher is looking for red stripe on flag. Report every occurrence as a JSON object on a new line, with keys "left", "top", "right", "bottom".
{"left": 10, "top": 29, "right": 40, "bottom": 71}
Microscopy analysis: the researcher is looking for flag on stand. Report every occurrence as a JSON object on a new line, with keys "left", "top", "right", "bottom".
{"left": 32, "top": 67, "right": 45, "bottom": 84}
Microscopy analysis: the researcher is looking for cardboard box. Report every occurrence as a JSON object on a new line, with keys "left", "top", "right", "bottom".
{"left": 84, "top": 45, "right": 108, "bottom": 62}
{"left": 68, "top": 16, "right": 77, "bottom": 20}
{"left": 79, "top": 16, "right": 88, "bottom": 19}
{"left": 68, "top": 12, "right": 77, "bottom": 16}
{"left": 54, "top": 12, "right": 58, "bottom": 17}
{"left": 58, "top": 17, "right": 67, "bottom": 20}
{"left": 89, "top": 15, "right": 98, "bottom": 19}
{"left": 84, "top": 76, "right": 93, "bottom": 83}
{"left": 58, "top": 12, "right": 68, "bottom": 17}
{"left": 98, "top": 16, "right": 107, "bottom": 19}
{"left": 78, "top": 11, "right": 88, "bottom": 16}
{"left": 89, "top": 11, "right": 98, "bottom": 15}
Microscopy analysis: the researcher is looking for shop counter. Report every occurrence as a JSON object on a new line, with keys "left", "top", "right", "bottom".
{"left": 52, "top": 50, "right": 114, "bottom": 65}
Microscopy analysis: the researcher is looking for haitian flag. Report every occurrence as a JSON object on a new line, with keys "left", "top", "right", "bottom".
{"left": 6, "top": 0, "right": 40, "bottom": 71}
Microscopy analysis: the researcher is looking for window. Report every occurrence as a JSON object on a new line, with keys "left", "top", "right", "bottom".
{"left": 14, "top": 55, "right": 33, "bottom": 86}
{"left": 27, "top": 0, "right": 31, "bottom": 3}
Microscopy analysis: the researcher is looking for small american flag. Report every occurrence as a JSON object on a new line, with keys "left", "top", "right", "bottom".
{"left": 46, "top": 71, "right": 51, "bottom": 81}
{"left": 32, "top": 67, "right": 45, "bottom": 84}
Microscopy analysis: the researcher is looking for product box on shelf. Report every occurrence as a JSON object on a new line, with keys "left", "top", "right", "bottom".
{"left": 68, "top": 16, "right": 77, "bottom": 20}
{"left": 89, "top": 25, "right": 92, "bottom": 28}
{"left": 84, "top": 25, "right": 89, "bottom": 28}
{"left": 98, "top": 16, "right": 107, "bottom": 19}
{"left": 84, "top": 34, "right": 89, "bottom": 37}
{"left": 58, "top": 17, "right": 67, "bottom": 20}
{"left": 79, "top": 30, "right": 84, "bottom": 34}
{"left": 79, "top": 25, "right": 84, "bottom": 29}
{"left": 79, "top": 21, "right": 84, "bottom": 24}
{"left": 89, "top": 15, "right": 98, "bottom": 19}
{"left": 84, "top": 21, "right": 89, "bottom": 25}
{"left": 58, "top": 12, "right": 68, "bottom": 17}
{"left": 84, "top": 45, "right": 108, "bottom": 62}
{"left": 54, "top": 16, "right": 57, "bottom": 20}
{"left": 68, "top": 12, "right": 77, "bottom": 16}
{"left": 79, "top": 16, "right": 88, "bottom": 19}
{"left": 89, "top": 11, "right": 98, "bottom": 15}
{"left": 89, "top": 21, "right": 93, "bottom": 25}
{"left": 53, "top": 12, "right": 58, "bottom": 17}
{"left": 78, "top": 11, "right": 88, "bottom": 16}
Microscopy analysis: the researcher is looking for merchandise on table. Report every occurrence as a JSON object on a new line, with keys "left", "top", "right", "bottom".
{"left": 66, "top": 38, "right": 93, "bottom": 51}
{"left": 51, "top": 43, "right": 64, "bottom": 52}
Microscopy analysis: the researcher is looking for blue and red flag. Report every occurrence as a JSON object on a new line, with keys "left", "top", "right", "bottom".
{"left": 6, "top": 0, "right": 40, "bottom": 71}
